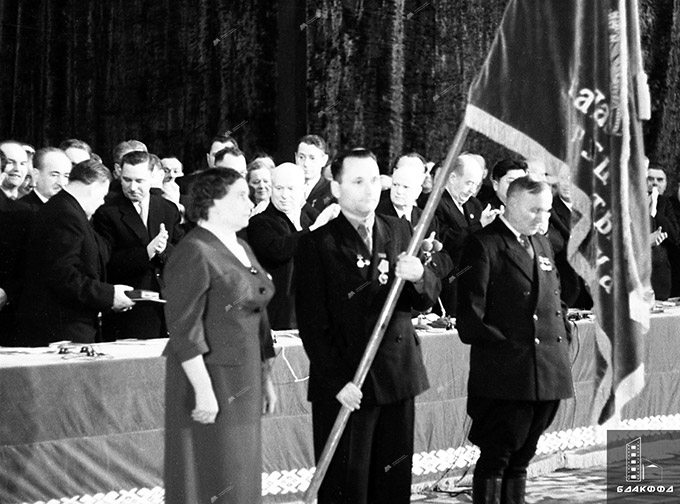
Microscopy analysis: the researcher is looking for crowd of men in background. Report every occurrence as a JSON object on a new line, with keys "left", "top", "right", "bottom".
{"left": 0, "top": 131, "right": 675, "bottom": 347}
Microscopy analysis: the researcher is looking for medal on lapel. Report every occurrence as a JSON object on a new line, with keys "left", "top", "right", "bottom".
{"left": 377, "top": 256, "right": 389, "bottom": 285}
{"left": 538, "top": 256, "right": 553, "bottom": 271}
{"left": 356, "top": 254, "right": 370, "bottom": 269}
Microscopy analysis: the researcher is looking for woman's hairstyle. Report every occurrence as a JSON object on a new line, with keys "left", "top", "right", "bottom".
{"left": 188, "top": 168, "right": 243, "bottom": 222}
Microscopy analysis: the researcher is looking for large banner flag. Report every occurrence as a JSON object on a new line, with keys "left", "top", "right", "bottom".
{"left": 464, "top": 0, "right": 651, "bottom": 424}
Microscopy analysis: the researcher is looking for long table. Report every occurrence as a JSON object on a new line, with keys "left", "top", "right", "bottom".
{"left": 1, "top": 310, "right": 679, "bottom": 503}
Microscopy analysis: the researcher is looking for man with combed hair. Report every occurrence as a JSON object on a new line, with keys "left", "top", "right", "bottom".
{"left": 479, "top": 158, "right": 528, "bottom": 210}
{"left": 17, "top": 147, "right": 72, "bottom": 211}
{"left": 206, "top": 133, "right": 238, "bottom": 168}
{"left": 94, "top": 150, "right": 184, "bottom": 340}
{"left": 248, "top": 162, "right": 338, "bottom": 329}
{"left": 295, "top": 148, "right": 441, "bottom": 503}
{"left": 16, "top": 159, "right": 135, "bottom": 346}
{"left": 457, "top": 176, "right": 574, "bottom": 504}
{"left": 435, "top": 153, "right": 501, "bottom": 316}
{"left": 59, "top": 138, "right": 92, "bottom": 165}
{"left": 214, "top": 146, "right": 247, "bottom": 176}
{"left": 296, "top": 134, "right": 335, "bottom": 211}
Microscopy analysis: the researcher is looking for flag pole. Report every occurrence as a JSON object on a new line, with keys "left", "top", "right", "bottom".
{"left": 304, "top": 122, "right": 471, "bottom": 503}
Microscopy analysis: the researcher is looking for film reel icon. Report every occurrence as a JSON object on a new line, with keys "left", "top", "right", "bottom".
{"left": 626, "top": 437, "right": 642, "bottom": 482}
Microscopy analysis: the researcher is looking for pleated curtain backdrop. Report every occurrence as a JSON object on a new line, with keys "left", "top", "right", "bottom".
{"left": 1, "top": 0, "right": 680, "bottom": 176}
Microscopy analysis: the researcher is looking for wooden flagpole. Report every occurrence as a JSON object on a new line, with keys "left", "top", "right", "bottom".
{"left": 304, "top": 122, "right": 471, "bottom": 503}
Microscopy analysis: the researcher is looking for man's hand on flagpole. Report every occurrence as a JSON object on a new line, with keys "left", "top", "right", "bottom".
{"left": 336, "top": 382, "right": 362, "bottom": 411}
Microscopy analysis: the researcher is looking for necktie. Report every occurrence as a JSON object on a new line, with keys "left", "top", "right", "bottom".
{"left": 519, "top": 234, "right": 534, "bottom": 260}
{"left": 134, "top": 201, "right": 147, "bottom": 228}
{"left": 357, "top": 224, "right": 372, "bottom": 254}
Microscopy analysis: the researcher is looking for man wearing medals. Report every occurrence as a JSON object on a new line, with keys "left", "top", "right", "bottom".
{"left": 295, "top": 148, "right": 441, "bottom": 503}
{"left": 456, "top": 177, "right": 574, "bottom": 504}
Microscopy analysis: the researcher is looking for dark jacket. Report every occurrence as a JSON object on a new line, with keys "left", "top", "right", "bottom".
{"left": 16, "top": 190, "right": 114, "bottom": 345}
{"left": 435, "top": 191, "right": 484, "bottom": 315}
{"left": 457, "top": 218, "right": 574, "bottom": 401}
{"left": 306, "top": 177, "right": 335, "bottom": 211}
{"left": 247, "top": 201, "right": 319, "bottom": 330}
{"left": 295, "top": 212, "right": 440, "bottom": 404}
{"left": 93, "top": 193, "right": 184, "bottom": 339}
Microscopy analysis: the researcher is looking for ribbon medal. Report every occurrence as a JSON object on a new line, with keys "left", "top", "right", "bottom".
{"left": 356, "top": 254, "right": 370, "bottom": 269}
{"left": 377, "top": 258, "right": 390, "bottom": 285}
{"left": 538, "top": 256, "right": 553, "bottom": 271}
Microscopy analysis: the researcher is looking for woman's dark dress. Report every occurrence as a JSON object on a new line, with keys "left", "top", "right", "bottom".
{"left": 163, "top": 226, "right": 275, "bottom": 504}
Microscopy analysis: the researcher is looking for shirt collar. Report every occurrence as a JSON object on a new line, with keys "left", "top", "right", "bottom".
{"left": 499, "top": 214, "right": 523, "bottom": 240}
{"left": 33, "top": 189, "right": 49, "bottom": 203}
{"left": 343, "top": 211, "right": 375, "bottom": 235}
{"left": 394, "top": 205, "right": 412, "bottom": 221}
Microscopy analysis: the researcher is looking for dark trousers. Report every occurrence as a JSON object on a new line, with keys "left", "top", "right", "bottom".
{"left": 312, "top": 397, "right": 415, "bottom": 504}
{"left": 468, "top": 397, "right": 559, "bottom": 479}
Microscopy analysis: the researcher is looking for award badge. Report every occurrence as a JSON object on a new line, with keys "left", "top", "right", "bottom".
{"left": 356, "top": 254, "right": 370, "bottom": 269}
{"left": 377, "top": 256, "right": 389, "bottom": 285}
{"left": 538, "top": 256, "right": 553, "bottom": 271}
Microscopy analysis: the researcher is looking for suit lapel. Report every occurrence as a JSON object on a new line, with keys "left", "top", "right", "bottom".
{"left": 120, "top": 199, "right": 149, "bottom": 243}
{"left": 443, "top": 191, "right": 468, "bottom": 228}
{"left": 335, "top": 213, "right": 371, "bottom": 281}
{"left": 498, "top": 222, "right": 535, "bottom": 282}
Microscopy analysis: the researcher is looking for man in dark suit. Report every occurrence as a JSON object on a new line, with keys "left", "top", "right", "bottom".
{"left": 435, "top": 154, "right": 500, "bottom": 315}
{"left": 548, "top": 175, "right": 593, "bottom": 309}
{"left": 0, "top": 148, "right": 73, "bottom": 343}
{"left": 478, "top": 158, "right": 527, "bottom": 210}
{"left": 94, "top": 151, "right": 183, "bottom": 340}
{"left": 295, "top": 148, "right": 441, "bottom": 503}
{"left": 248, "top": 162, "right": 338, "bottom": 330}
{"left": 647, "top": 164, "right": 680, "bottom": 300}
{"left": 177, "top": 134, "right": 238, "bottom": 196}
{"left": 16, "top": 159, "right": 135, "bottom": 346}
{"left": 377, "top": 153, "right": 453, "bottom": 281}
{"left": 16, "top": 147, "right": 72, "bottom": 211}
{"left": 457, "top": 177, "right": 574, "bottom": 504}
{"left": 296, "top": 134, "right": 336, "bottom": 211}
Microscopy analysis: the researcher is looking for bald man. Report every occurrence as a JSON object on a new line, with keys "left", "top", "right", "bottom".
{"left": 377, "top": 154, "right": 453, "bottom": 282}
{"left": 248, "top": 163, "right": 339, "bottom": 329}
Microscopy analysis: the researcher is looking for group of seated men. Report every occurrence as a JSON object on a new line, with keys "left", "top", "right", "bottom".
{"left": 8, "top": 130, "right": 674, "bottom": 346}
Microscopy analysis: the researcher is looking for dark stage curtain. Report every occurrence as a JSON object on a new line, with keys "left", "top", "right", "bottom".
{"left": 0, "top": 0, "right": 277, "bottom": 172}
{"left": 1, "top": 1, "right": 680, "bottom": 176}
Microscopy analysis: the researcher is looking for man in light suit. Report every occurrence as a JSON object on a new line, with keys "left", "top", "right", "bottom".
{"left": 435, "top": 154, "right": 500, "bottom": 315}
{"left": 94, "top": 150, "right": 183, "bottom": 340}
{"left": 457, "top": 177, "right": 574, "bottom": 504}
{"left": 295, "top": 148, "right": 441, "bottom": 503}
{"left": 16, "top": 159, "right": 135, "bottom": 346}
